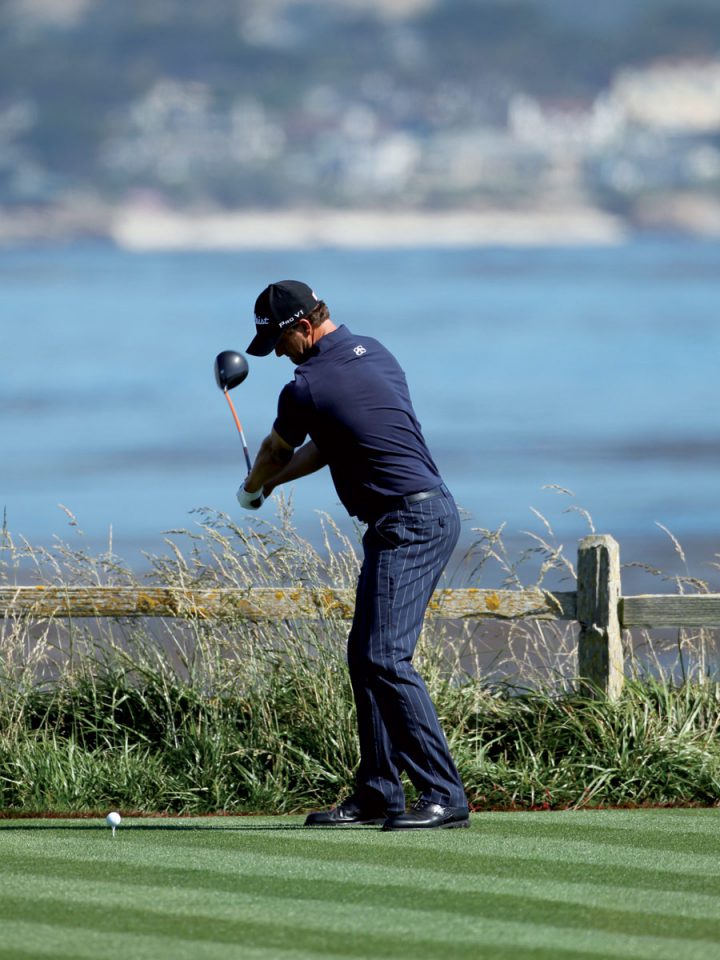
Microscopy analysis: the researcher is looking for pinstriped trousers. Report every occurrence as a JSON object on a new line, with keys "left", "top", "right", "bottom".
{"left": 347, "top": 489, "right": 466, "bottom": 812}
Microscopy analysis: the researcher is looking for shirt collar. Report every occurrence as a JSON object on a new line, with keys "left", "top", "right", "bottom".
{"left": 305, "top": 324, "right": 351, "bottom": 360}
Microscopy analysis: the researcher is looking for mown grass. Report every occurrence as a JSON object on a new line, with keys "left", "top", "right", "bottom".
{"left": 1, "top": 499, "right": 719, "bottom": 815}
{"left": 2, "top": 809, "right": 720, "bottom": 960}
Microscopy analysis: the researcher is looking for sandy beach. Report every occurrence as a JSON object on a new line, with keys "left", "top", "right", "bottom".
{"left": 109, "top": 205, "right": 627, "bottom": 250}
{"left": 4, "top": 196, "right": 720, "bottom": 249}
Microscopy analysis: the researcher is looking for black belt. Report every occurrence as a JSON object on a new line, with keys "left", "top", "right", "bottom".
{"left": 362, "top": 485, "right": 446, "bottom": 523}
{"left": 403, "top": 485, "right": 445, "bottom": 507}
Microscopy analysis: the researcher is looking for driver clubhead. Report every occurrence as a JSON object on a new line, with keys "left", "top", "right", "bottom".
{"left": 214, "top": 351, "right": 249, "bottom": 391}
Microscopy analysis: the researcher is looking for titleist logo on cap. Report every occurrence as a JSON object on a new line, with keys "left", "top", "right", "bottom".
{"left": 247, "top": 279, "right": 320, "bottom": 357}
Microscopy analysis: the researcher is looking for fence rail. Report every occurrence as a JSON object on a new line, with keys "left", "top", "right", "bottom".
{"left": 0, "top": 585, "right": 578, "bottom": 622}
{"left": 1, "top": 535, "right": 718, "bottom": 700}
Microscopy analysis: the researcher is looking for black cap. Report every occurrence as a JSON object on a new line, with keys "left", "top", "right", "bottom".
{"left": 246, "top": 280, "right": 320, "bottom": 357}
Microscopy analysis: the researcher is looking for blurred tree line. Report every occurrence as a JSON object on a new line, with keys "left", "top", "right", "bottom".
{"left": 1, "top": 0, "right": 719, "bottom": 207}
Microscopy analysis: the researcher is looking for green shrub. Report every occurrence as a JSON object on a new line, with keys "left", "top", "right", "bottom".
{"left": 1, "top": 504, "right": 719, "bottom": 814}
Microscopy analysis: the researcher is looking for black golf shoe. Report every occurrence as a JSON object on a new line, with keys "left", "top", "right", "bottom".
{"left": 304, "top": 797, "right": 392, "bottom": 827}
{"left": 382, "top": 799, "right": 470, "bottom": 831}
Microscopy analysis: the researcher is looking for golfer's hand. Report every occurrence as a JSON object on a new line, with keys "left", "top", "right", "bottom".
{"left": 237, "top": 480, "right": 265, "bottom": 510}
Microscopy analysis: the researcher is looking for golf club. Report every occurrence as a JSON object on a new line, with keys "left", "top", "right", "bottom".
{"left": 214, "top": 350, "right": 252, "bottom": 473}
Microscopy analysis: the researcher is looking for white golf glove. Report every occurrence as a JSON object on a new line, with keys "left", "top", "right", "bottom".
{"left": 237, "top": 481, "right": 265, "bottom": 510}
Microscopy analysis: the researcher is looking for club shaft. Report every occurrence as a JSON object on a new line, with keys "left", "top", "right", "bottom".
{"left": 224, "top": 390, "right": 253, "bottom": 473}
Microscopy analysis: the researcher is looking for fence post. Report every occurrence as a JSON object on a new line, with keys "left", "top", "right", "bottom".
{"left": 577, "top": 534, "right": 623, "bottom": 700}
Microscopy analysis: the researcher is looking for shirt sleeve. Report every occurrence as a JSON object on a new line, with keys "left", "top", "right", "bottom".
{"left": 273, "top": 375, "right": 312, "bottom": 449}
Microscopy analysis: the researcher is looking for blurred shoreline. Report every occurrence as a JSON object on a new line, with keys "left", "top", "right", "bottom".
{"left": 108, "top": 205, "right": 627, "bottom": 250}
{"left": 2, "top": 197, "right": 720, "bottom": 250}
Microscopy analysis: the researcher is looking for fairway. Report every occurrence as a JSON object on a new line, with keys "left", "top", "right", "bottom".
{"left": 1, "top": 810, "right": 720, "bottom": 960}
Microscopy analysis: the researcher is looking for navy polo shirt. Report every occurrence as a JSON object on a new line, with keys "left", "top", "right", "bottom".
{"left": 273, "top": 325, "right": 443, "bottom": 520}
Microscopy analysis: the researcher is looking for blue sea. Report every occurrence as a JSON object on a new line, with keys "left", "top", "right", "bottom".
{"left": 1, "top": 240, "right": 719, "bottom": 583}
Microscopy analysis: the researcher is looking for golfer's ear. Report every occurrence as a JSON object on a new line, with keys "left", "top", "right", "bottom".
{"left": 270, "top": 428, "right": 294, "bottom": 455}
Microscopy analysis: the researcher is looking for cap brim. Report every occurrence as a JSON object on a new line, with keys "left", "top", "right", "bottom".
{"left": 246, "top": 331, "right": 280, "bottom": 357}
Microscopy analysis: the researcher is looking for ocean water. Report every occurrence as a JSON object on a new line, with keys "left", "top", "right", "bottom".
{"left": 1, "top": 240, "right": 719, "bottom": 582}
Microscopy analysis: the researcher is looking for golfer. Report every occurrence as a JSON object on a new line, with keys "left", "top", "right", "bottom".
{"left": 238, "top": 280, "right": 468, "bottom": 831}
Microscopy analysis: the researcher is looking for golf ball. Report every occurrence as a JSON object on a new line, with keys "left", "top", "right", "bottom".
{"left": 106, "top": 811, "right": 121, "bottom": 828}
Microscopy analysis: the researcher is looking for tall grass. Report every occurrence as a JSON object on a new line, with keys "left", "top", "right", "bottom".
{"left": 1, "top": 498, "right": 719, "bottom": 814}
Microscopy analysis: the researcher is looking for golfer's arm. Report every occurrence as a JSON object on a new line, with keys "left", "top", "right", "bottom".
{"left": 263, "top": 439, "right": 327, "bottom": 494}
{"left": 245, "top": 429, "right": 294, "bottom": 493}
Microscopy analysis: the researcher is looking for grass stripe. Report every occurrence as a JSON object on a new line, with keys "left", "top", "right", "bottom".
{"left": 0, "top": 892, "right": 718, "bottom": 960}
{"left": 0, "top": 920, "right": 665, "bottom": 960}
{"left": 470, "top": 815, "right": 720, "bottom": 856}
{"left": 4, "top": 849, "right": 720, "bottom": 924}
{"left": 8, "top": 816, "right": 720, "bottom": 908}
{"left": 507, "top": 810, "right": 720, "bottom": 835}
{"left": 0, "top": 920, "right": 353, "bottom": 960}
{"left": 5, "top": 808, "right": 720, "bottom": 836}
{"left": 5, "top": 817, "right": 718, "bottom": 881}
{"left": 3, "top": 813, "right": 720, "bottom": 960}
{"left": 3, "top": 862, "right": 720, "bottom": 940}
{"left": 3, "top": 849, "right": 720, "bottom": 943}
{"left": 137, "top": 819, "right": 720, "bottom": 874}
{"left": 473, "top": 810, "right": 720, "bottom": 831}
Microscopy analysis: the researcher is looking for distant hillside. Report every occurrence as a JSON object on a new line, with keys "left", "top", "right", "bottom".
{"left": 1, "top": 0, "right": 719, "bottom": 219}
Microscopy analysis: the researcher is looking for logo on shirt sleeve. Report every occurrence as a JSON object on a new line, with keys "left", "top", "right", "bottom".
{"left": 353, "top": 345, "right": 367, "bottom": 356}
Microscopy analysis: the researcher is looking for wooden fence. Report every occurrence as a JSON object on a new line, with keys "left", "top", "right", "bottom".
{"left": 2, "top": 534, "right": 719, "bottom": 700}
